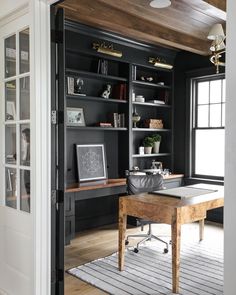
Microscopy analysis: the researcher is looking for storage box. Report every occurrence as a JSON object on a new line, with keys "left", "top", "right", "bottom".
{"left": 144, "top": 119, "right": 163, "bottom": 129}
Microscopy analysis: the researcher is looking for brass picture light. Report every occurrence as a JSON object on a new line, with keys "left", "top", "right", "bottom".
{"left": 148, "top": 57, "right": 173, "bottom": 70}
{"left": 92, "top": 42, "right": 122, "bottom": 58}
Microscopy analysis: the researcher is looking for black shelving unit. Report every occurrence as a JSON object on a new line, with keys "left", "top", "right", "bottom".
{"left": 63, "top": 21, "right": 177, "bottom": 235}
{"left": 130, "top": 63, "right": 173, "bottom": 171}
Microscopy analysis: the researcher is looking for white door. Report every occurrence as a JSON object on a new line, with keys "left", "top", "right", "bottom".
{"left": 0, "top": 11, "right": 34, "bottom": 295}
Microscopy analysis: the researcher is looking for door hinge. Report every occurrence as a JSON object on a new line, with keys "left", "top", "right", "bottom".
{"left": 51, "top": 189, "right": 64, "bottom": 206}
{"left": 51, "top": 110, "right": 64, "bottom": 125}
{"left": 51, "top": 110, "right": 57, "bottom": 124}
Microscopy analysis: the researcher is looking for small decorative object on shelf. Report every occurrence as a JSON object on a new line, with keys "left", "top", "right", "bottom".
{"left": 138, "top": 146, "right": 144, "bottom": 155}
{"left": 148, "top": 99, "right": 165, "bottom": 105}
{"left": 66, "top": 107, "right": 86, "bottom": 127}
{"left": 95, "top": 122, "right": 112, "bottom": 128}
{"left": 101, "top": 84, "right": 112, "bottom": 99}
{"left": 148, "top": 57, "right": 173, "bottom": 70}
{"left": 144, "top": 119, "right": 163, "bottom": 129}
{"left": 75, "top": 77, "right": 86, "bottom": 96}
{"left": 143, "top": 136, "right": 154, "bottom": 154}
{"left": 132, "top": 108, "right": 141, "bottom": 128}
{"left": 92, "top": 42, "right": 123, "bottom": 58}
{"left": 135, "top": 95, "right": 145, "bottom": 102}
{"left": 151, "top": 134, "right": 162, "bottom": 153}
{"left": 150, "top": 160, "right": 163, "bottom": 172}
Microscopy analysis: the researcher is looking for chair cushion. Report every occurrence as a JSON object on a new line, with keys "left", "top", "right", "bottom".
{"left": 127, "top": 174, "right": 164, "bottom": 195}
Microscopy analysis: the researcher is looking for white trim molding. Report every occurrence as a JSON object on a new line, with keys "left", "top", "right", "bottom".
{"left": 0, "top": 4, "right": 29, "bottom": 27}
{"left": 30, "top": 0, "right": 52, "bottom": 294}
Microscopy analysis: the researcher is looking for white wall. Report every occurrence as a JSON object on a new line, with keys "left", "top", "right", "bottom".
{"left": 0, "top": 0, "right": 28, "bottom": 19}
{"left": 224, "top": 0, "right": 236, "bottom": 294}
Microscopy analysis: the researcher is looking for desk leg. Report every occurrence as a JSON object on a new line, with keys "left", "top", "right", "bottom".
{"left": 118, "top": 198, "right": 127, "bottom": 271}
{"left": 199, "top": 219, "right": 204, "bottom": 241}
{"left": 171, "top": 208, "right": 181, "bottom": 294}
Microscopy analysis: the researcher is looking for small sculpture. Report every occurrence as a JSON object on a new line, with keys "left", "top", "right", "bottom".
{"left": 101, "top": 84, "right": 111, "bottom": 99}
{"left": 74, "top": 77, "right": 86, "bottom": 96}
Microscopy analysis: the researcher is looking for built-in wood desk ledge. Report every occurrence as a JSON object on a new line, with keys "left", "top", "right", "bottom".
{"left": 66, "top": 178, "right": 126, "bottom": 193}
{"left": 65, "top": 174, "right": 184, "bottom": 193}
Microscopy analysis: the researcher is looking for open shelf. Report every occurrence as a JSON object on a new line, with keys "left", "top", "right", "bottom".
{"left": 132, "top": 128, "right": 171, "bottom": 132}
{"left": 66, "top": 68, "right": 128, "bottom": 82}
{"left": 132, "top": 101, "right": 171, "bottom": 108}
{"left": 66, "top": 94, "right": 127, "bottom": 104}
{"left": 132, "top": 153, "right": 171, "bottom": 158}
{"left": 132, "top": 80, "right": 171, "bottom": 89}
{"left": 67, "top": 126, "right": 127, "bottom": 131}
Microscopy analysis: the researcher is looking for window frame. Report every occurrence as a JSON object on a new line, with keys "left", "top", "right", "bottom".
{"left": 189, "top": 73, "right": 225, "bottom": 181}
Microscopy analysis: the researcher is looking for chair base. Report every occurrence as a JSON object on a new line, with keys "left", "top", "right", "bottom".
{"left": 125, "top": 232, "right": 169, "bottom": 254}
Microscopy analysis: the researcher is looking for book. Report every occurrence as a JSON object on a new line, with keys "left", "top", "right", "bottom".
{"left": 108, "top": 113, "right": 119, "bottom": 127}
{"left": 148, "top": 99, "right": 165, "bottom": 105}
{"left": 112, "top": 83, "right": 127, "bottom": 100}
{"left": 95, "top": 122, "right": 112, "bottom": 127}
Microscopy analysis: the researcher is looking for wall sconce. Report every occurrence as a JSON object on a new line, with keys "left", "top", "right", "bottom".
{"left": 207, "top": 24, "right": 226, "bottom": 74}
{"left": 148, "top": 57, "right": 173, "bottom": 69}
{"left": 92, "top": 42, "right": 122, "bottom": 58}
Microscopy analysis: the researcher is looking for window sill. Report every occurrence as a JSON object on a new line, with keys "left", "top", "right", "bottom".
{"left": 184, "top": 177, "right": 224, "bottom": 186}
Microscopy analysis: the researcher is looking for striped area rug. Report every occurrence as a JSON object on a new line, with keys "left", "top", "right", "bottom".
{"left": 68, "top": 241, "right": 223, "bottom": 295}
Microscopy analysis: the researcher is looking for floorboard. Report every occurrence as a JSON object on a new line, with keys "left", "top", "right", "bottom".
{"left": 65, "top": 221, "right": 223, "bottom": 295}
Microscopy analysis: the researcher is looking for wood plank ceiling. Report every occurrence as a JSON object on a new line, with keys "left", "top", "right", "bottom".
{"left": 58, "top": 0, "right": 226, "bottom": 56}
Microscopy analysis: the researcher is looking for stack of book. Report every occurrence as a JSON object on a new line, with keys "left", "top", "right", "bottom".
{"left": 112, "top": 84, "right": 127, "bottom": 100}
{"left": 108, "top": 113, "right": 125, "bottom": 128}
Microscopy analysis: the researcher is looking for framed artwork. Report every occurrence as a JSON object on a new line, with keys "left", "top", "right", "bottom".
{"left": 76, "top": 144, "right": 107, "bottom": 182}
{"left": 67, "top": 107, "right": 85, "bottom": 126}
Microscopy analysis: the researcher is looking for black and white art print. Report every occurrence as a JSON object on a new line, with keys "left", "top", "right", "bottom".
{"left": 76, "top": 144, "right": 107, "bottom": 182}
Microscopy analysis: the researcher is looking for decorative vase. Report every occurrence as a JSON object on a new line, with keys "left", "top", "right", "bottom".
{"left": 132, "top": 108, "right": 141, "bottom": 128}
{"left": 144, "top": 146, "right": 152, "bottom": 154}
{"left": 153, "top": 141, "right": 160, "bottom": 153}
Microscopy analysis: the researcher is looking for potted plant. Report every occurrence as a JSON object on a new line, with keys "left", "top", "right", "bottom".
{"left": 143, "top": 136, "right": 154, "bottom": 154}
{"left": 151, "top": 134, "right": 161, "bottom": 154}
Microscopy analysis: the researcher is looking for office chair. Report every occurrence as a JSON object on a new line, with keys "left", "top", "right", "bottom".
{"left": 125, "top": 173, "right": 169, "bottom": 254}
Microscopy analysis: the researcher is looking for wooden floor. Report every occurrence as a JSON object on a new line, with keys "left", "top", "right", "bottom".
{"left": 65, "top": 222, "right": 223, "bottom": 295}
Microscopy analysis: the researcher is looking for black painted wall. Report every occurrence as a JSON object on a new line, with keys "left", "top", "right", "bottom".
{"left": 173, "top": 51, "right": 211, "bottom": 175}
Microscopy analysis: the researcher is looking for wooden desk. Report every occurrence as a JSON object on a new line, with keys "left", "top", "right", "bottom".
{"left": 65, "top": 175, "right": 183, "bottom": 245}
{"left": 118, "top": 184, "right": 224, "bottom": 294}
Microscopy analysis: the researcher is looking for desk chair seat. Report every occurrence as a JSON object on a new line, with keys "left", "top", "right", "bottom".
{"left": 125, "top": 174, "right": 169, "bottom": 254}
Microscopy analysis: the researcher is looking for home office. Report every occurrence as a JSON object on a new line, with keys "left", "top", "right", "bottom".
{"left": 51, "top": 1, "right": 225, "bottom": 294}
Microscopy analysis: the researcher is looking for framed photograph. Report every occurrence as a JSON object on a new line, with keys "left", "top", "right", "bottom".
{"left": 67, "top": 107, "right": 85, "bottom": 126}
{"left": 76, "top": 144, "right": 107, "bottom": 182}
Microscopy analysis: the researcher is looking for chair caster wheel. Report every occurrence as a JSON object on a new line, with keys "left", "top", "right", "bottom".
{"left": 134, "top": 248, "right": 139, "bottom": 253}
{"left": 164, "top": 248, "right": 168, "bottom": 254}
{"left": 125, "top": 240, "right": 129, "bottom": 246}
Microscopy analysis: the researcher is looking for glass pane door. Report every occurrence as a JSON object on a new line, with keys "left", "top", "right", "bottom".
{"left": 4, "top": 28, "right": 31, "bottom": 213}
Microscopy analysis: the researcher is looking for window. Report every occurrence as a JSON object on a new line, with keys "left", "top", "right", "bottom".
{"left": 191, "top": 75, "right": 225, "bottom": 179}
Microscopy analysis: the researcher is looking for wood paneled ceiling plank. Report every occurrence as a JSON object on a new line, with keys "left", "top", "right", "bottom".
{"left": 95, "top": 0, "right": 212, "bottom": 39}
{"left": 60, "top": 0, "right": 210, "bottom": 55}
{"left": 202, "top": 0, "right": 226, "bottom": 12}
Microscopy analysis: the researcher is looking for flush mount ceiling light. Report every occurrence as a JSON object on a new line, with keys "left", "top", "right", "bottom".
{"left": 150, "top": 0, "right": 171, "bottom": 8}
{"left": 207, "top": 23, "right": 226, "bottom": 74}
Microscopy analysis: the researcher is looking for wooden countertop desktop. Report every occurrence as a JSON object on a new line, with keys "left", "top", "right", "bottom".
{"left": 66, "top": 174, "right": 184, "bottom": 193}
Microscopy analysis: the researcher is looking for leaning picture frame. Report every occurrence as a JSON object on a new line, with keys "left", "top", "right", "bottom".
{"left": 66, "top": 107, "right": 85, "bottom": 126}
{"left": 76, "top": 143, "right": 107, "bottom": 183}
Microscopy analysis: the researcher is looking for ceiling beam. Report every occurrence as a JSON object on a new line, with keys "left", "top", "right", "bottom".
{"left": 202, "top": 0, "right": 226, "bottom": 12}
{"left": 60, "top": 0, "right": 210, "bottom": 55}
